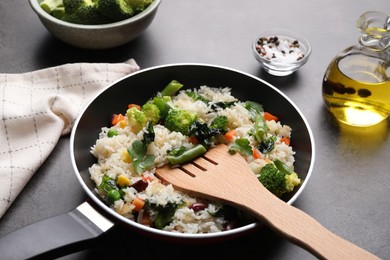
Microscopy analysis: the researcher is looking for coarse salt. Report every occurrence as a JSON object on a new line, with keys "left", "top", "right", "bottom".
{"left": 255, "top": 36, "right": 305, "bottom": 63}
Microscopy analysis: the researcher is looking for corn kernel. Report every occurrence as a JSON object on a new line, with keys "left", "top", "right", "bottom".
{"left": 121, "top": 150, "right": 132, "bottom": 163}
{"left": 119, "top": 120, "right": 127, "bottom": 128}
{"left": 117, "top": 174, "right": 131, "bottom": 187}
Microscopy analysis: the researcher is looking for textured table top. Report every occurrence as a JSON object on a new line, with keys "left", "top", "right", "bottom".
{"left": 0, "top": 1, "right": 389, "bottom": 259}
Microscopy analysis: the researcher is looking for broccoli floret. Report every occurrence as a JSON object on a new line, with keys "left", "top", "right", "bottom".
{"left": 40, "top": 0, "right": 66, "bottom": 19}
{"left": 62, "top": 0, "right": 83, "bottom": 13}
{"left": 153, "top": 95, "right": 172, "bottom": 120}
{"left": 127, "top": 107, "right": 147, "bottom": 133}
{"left": 165, "top": 109, "right": 197, "bottom": 135}
{"left": 127, "top": 0, "right": 153, "bottom": 13}
{"left": 41, "top": 0, "right": 153, "bottom": 25}
{"left": 285, "top": 172, "right": 301, "bottom": 193}
{"left": 210, "top": 115, "right": 229, "bottom": 134}
{"left": 98, "top": 0, "right": 134, "bottom": 22}
{"left": 258, "top": 162, "right": 301, "bottom": 197}
{"left": 62, "top": 0, "right": 105, "bottom": 25}
{"left": 274, "top": 159, "right": 301, "bottom": 193}
{"left": 258, "top": 163, "right": 286, "bottom": 197}
{"left": 51, "top": 6, "right": 66, "bottom": 19}
{"left": 40, "top": 0, "right": 64, "bottom": 14}
{"left": 142, "top": 102, "right": 160, "bottom": 125}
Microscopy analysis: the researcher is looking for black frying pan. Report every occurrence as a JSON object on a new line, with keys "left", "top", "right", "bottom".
{"left": 0, "top": 64, "right": 315, "bottom": 259}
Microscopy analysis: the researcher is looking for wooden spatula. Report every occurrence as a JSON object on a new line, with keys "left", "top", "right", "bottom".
{"left": 156, "top": 144, "right": 378, "bottom": 260}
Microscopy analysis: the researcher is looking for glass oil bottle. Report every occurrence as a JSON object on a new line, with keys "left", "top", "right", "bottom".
{"left": 322, "top": 11, "right": 390, "bottom": 127}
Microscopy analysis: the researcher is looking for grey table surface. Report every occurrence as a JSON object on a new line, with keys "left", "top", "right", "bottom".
{"left": 0, "top": 1, "right": 389, "bottom": 259}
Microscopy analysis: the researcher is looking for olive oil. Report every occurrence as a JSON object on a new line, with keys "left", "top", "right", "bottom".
{"left": 322, "top": 49, "right": 390, "bottom": 127}
{"left": 322, "top": 11, "right": 390, "bottom": 127}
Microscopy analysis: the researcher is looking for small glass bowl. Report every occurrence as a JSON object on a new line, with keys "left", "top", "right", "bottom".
{"left": 252, "top": 29, "right": 311, "bottom": 76}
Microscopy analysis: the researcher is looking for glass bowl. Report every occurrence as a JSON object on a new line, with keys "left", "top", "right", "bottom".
{"left": 252, "top": 29, "right": 311, "bottom": 76}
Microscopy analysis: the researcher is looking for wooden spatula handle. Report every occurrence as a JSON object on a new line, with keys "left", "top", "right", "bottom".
{"left": 156, "top": 145, "right": 379, "bottom": 259}
{"left": 239, "top": 189, "right": 379, "bottom": 260}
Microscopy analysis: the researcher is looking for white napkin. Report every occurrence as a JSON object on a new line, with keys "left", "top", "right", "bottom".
{"left": 0, "top": 59, "right": 140, "bottom": 219}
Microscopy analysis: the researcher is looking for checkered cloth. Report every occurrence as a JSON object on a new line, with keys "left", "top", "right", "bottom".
{"left": 0, "top": 59, "right": 139, "bottom": 218}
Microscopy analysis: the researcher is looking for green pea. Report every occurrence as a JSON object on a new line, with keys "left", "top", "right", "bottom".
{"left": 107, "top": 189, "right": 121, "bottom": 203}
{"left": 107, "top": 129, "right": 118, "bottom": 138}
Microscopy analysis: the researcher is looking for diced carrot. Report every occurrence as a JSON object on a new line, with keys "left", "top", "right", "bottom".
{"left": 132, "top": 197, "right": 145, "bottom": 212}
{"left": 224, "top": 129, "right": 237, "bottom": 141}
{"left": 188, "top": 136, "right": 199, "bottom": 144}
{"left": 112, "top": 113, "right": 125, "bottom": 126}
{"left": 128, "top": 104, "right": 141, "bottom": 110}
{"left": 263, "top": 112, "right": 278, "bottom": 122}
{"left": 280, "top": 137, "right": 291, "bottom": 146}
{"left": 253, "top": 148, "right": 262, "bottom": 159}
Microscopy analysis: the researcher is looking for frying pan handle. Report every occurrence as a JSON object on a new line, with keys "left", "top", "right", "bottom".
{"left": 0, "top": 201, "right": 116, "bottom": 259}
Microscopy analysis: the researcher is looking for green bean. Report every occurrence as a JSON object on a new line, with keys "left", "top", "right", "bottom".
{"left": 160, "top": 80, "right": 183, "bottom": 97}
{"left": 253, "top": 114, "right": 267, "bottom": 142}
{"left": 185, "top": 91, "right": 210, "bottom": 104}
{"left": 274, "top": 159, "right": 296, "bottom": 175}
{"left": 167, "top": 144, "right": 207, "bottom": 165}
{"left": 153, "top": 96, "right": 172, "bottom": 119}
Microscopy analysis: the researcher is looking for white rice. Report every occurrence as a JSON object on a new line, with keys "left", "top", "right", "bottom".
{"left": 89, "top": 85, "right": 296, "bottom": 233}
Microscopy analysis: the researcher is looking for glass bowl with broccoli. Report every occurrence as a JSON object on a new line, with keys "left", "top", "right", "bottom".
{"left": 29, "top": 0, "right": 161, "bottom": 49}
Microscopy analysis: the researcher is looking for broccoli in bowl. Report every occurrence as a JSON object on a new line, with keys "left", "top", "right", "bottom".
{"left": 40, "top": 0, "right": 154, "bottom": 25}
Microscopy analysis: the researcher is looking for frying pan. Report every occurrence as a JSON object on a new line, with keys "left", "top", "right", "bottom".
{"left": 0, "top": 64, "right": 315, "bottom": 259}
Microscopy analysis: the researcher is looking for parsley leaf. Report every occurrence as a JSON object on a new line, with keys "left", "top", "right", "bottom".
{"left": 229, "top": 138, "right": 252, "bottom": 156}
{"left": 127, "top": 140, "right": 155, "bottom": 175}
